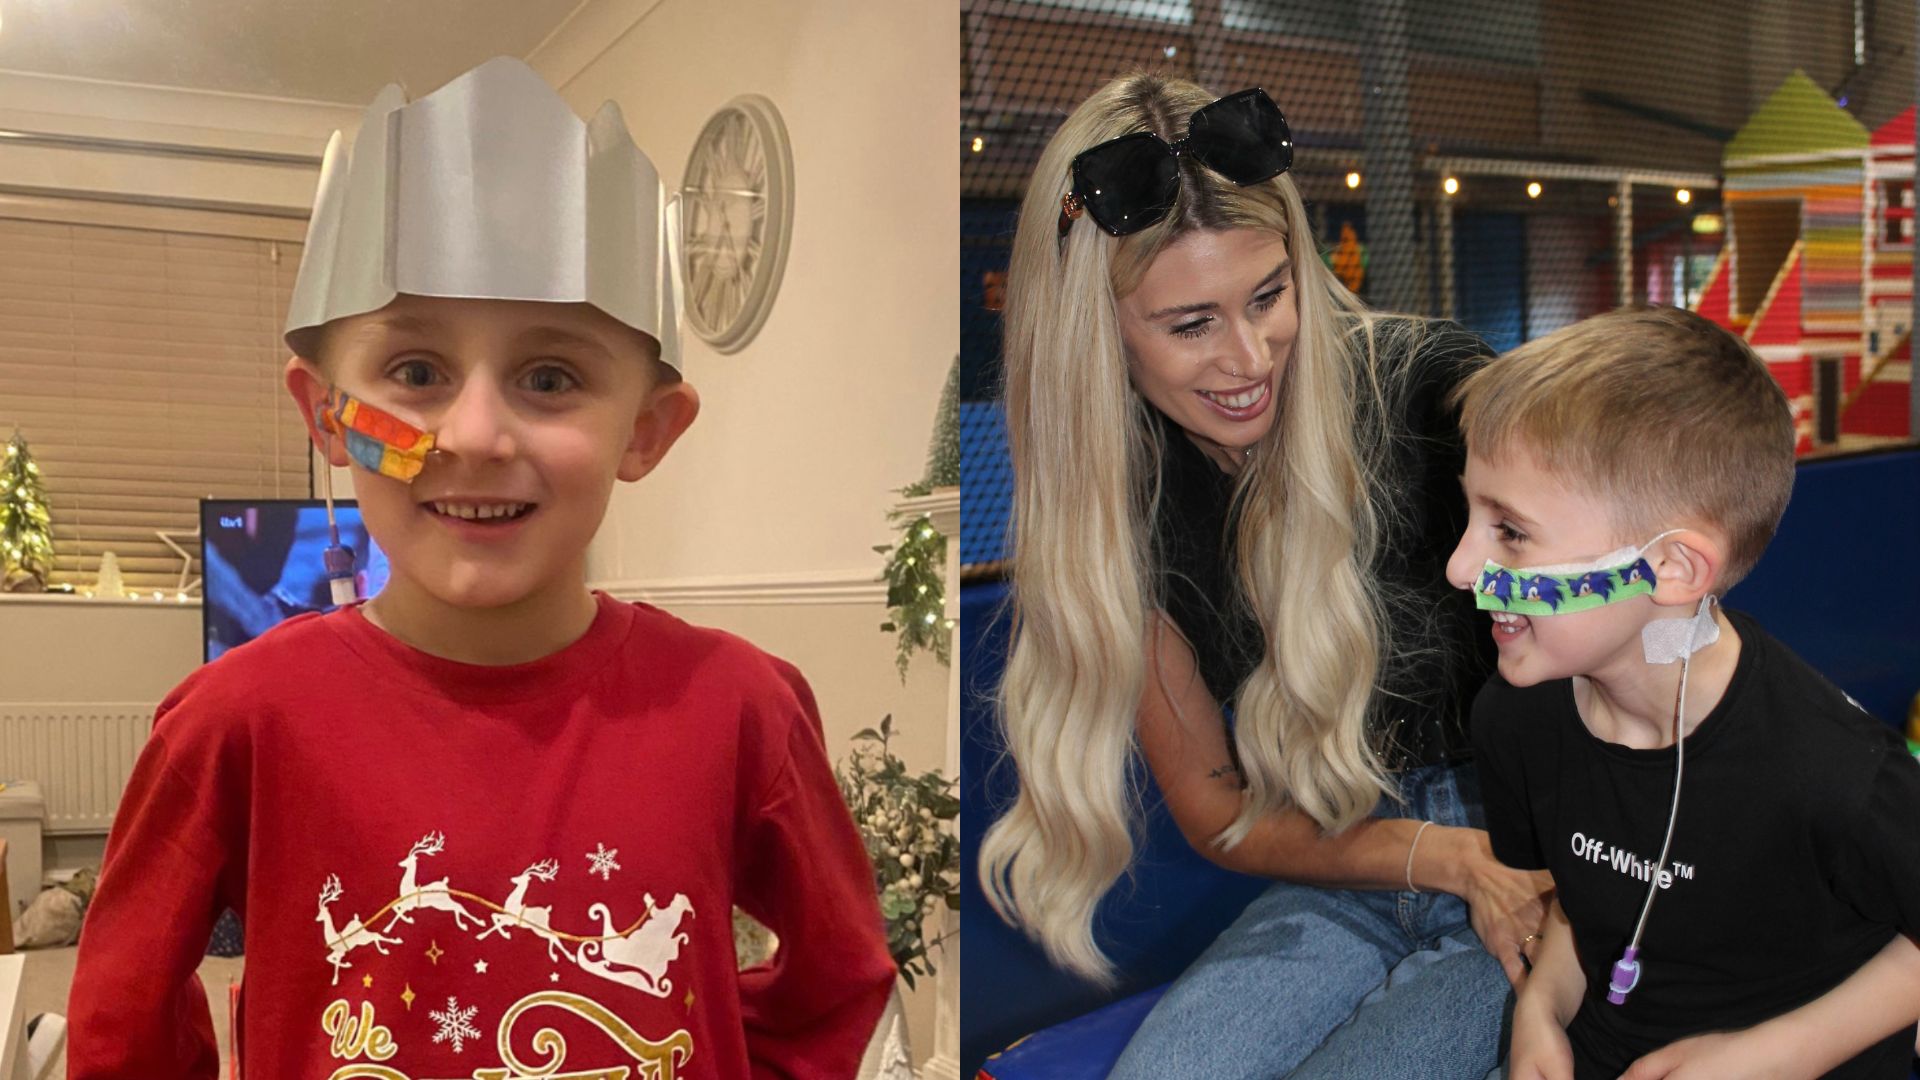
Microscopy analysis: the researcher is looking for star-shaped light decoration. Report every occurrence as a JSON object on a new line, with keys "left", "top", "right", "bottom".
{"left": 155, "top": 525, "right": 202, "bottom": 595}
{"left": 425, "top": 940, "right": 444, "bottom": 965}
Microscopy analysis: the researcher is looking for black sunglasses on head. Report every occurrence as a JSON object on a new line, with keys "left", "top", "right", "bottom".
{"left": 1058, "top": 88, "right": 1295, "bottom": 239}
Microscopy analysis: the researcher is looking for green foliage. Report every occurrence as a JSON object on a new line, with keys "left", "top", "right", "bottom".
{"left": 836, "top": 715, "right": 959, "bottom": 990}
{"left": 731, "top": 907, "right": 777, "bottom": 970}
{"left": 0, "top": 432, "right": 54, "bottom": 589}
{"left": 876, "top": 512, "right": 951, "bottom": 679}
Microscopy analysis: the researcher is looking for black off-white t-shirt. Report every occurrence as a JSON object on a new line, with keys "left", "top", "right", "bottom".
{"left": 1474, "top": 608, "right": 1920, "bottom": 1079}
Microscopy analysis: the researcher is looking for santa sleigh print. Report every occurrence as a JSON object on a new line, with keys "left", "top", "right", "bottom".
{"left": 317, "top": 832, "right": 699, "bottom": 1000}
{"left": 576, "top": 894, "right": 695, "bottom": 999}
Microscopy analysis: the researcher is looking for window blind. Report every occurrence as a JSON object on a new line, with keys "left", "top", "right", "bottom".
{"left": 0, "top": 213, "right": 310, "bottom": 593}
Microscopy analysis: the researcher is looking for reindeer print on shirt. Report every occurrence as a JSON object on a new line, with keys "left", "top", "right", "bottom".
{"left": 312, "top": 830, "right": 701, "bottom": 1071}
{"left": 477, "top": 859, "right": 574, "bottom": 963}
{"left": 385, "top": 832, "right": 486, "bottom": 932}
{"left": 317, "top": 874, "right": 403, "bottom": 986}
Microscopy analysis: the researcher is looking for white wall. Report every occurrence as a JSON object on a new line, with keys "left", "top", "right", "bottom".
{"left": 535, "top": 0, "right": 959, "bottom": 589}
{"left": 0, "top": 598, "right": 202, "bottom": 702}
{"left": 0, "top": 69, "right": 353, "bottom": 212}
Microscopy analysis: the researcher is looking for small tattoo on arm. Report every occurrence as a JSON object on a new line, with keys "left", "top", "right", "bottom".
{"left": 1207, "top": 763, "right": 1240, "bottom": 780}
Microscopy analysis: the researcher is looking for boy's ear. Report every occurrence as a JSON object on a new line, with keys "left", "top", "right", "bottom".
{"left": 285, "top": 356, "right": 349, "bottom": 468}
{"left": 1647, "top": 529, "right": 1722, "bottom": 608}
{"left": 617, "top": 378, "right": 700, "bottom": 483}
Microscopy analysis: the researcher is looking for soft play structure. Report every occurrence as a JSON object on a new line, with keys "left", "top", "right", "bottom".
{"left": 1694, "top": 71, "right": 1915, "bottom": 454}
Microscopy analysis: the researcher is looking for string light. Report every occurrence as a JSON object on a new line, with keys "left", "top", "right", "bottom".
{"left": 1443, "top": 176, "right": 1460, "bottom": 196}
{"left": 1346, "top": 171, "right": 1362, "bottom": 189}
{"left": 970, "top": 136, "right": 984, "bottom": 154}
{"left": 1526, "top": 181, "right": 1542, "bottom": 199}
{"left": 1676, "top": 188, "right": 1692, "bottom": 205}
{"left": 880, "top": 512, "right": 951, "bottom": 677}
{"left": 2, "top": 433, "right": 52, "bottom": 589}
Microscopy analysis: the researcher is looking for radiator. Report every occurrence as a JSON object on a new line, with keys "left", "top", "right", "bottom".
{"left": 0, "top": 705, "right": 153, "bottom": 833}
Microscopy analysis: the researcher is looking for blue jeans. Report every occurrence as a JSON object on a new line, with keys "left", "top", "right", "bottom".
{"left": 1107, "top": 763, "right": 1511, "bottom": 1080}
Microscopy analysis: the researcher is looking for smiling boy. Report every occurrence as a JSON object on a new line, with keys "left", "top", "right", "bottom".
{"left": 1447, "top": 306, "right": 1920, "bottom": 1080}
{"left": 299, "top": 296, "right": 687, "bottom": 664}
{"left": 66, "top": 58, "right": 894, "bottom": 1079}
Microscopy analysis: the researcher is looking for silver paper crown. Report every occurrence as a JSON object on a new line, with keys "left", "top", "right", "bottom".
{"left": 284, "top": 57, "right": 682, "bottom": 371}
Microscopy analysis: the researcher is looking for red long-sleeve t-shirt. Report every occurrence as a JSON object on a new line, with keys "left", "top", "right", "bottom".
{"left": 68, "top": 590, "right": 895, "bottom": 1078}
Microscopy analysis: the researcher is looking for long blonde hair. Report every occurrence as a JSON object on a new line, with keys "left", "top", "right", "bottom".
{"left": 979, "top": 71, "right": 1425, "bottom": 983}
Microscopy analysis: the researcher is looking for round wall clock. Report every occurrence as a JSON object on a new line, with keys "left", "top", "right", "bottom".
{"left": 680, "top": 94, "right": 795, "bottom": 354}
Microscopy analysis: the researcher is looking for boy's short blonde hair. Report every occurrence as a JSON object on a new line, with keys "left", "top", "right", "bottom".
{"left": 1452, "top": 306, "right": 1795, "bottom": 591}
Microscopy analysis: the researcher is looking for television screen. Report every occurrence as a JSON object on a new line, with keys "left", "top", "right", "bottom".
{"left": 200, "top": 499, "right": 389, "bottom": 662}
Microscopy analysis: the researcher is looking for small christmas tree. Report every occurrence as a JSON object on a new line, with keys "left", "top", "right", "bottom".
{"left": 919, "top": 355, "right": 960, "bottom": 491}
{"left": 880, "top": 357, "right": 960, "bottom": 676}
{"left": 0, "top": 431, "right": 53, "bottom": 592}
{"left": 94, "top": 551, "right": 127, "bottom": 599}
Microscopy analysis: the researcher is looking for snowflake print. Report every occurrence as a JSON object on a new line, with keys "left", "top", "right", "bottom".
{"left": 430, "top": 996, "right": 481, "bottom": 1054}
{"left": 587, "top": 842, "right": 621, "bottom": 881}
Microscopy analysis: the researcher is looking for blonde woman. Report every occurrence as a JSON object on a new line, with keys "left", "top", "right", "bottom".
{"left": 979, "top": 72, "right": 1553, "bottom": 1078}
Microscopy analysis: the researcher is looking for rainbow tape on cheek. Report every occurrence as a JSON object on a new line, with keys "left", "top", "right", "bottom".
{"left": 316, "top": 388, "right": 436, "bottom": 482}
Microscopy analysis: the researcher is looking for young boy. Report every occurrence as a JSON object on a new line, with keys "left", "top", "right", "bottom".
{"left": 67, "top": 58, "right": 895, "bottom": 1078}
{"left": 1447, "top": 306, "right": 1920, "bottom": 1079}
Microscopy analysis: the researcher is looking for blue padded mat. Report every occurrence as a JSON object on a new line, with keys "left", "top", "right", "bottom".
{"left": 976, "top": 986, "right": 1166, "bottom": 1080}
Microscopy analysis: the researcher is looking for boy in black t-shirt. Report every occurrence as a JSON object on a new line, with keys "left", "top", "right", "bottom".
{"left": 1443, "top": 306, "right": 1920, "bottom": 1080}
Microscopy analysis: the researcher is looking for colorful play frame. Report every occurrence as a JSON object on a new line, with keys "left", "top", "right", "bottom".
{"left": 1693, "top": 70, "right": 1916, "bottom": 455}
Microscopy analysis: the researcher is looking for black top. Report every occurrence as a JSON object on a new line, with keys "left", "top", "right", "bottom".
{"left": 1474, "top": 609, "right": 1920, "bottom": 1079}
{"left": 1147, "top": 320, "right": 1495, "bottom": 770}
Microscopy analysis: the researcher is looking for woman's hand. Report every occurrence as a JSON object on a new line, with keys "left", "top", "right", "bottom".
{"left": 1507, "top": 996, "right": 1576, "bottom": 1080}
{"left": 1433, "top": 827, "right": 1553, "bottom": 986}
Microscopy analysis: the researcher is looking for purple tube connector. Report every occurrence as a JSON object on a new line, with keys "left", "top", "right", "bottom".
{"left": 1607, "top": 947, "right": 1641, "bottom": 1005}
